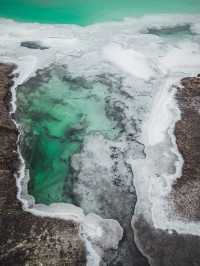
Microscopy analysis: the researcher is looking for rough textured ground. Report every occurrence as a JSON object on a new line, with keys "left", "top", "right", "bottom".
{"left": 134, "top": 216, "right": 200, "bottom": 266}
{"left": 134, "top": 75, "right": 200, "bottom": 266}
{"left": 0, "top": 63, "right": 86, "bottom": 266}
{"left": 171, "top": 75, "right": 200, "bottom": 220}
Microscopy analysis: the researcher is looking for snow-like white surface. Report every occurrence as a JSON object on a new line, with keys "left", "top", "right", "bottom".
{"left": 103, "top": 44, "right": 154, "bottom": 80}
{"left": 142, "top": 79, "right": 177, "bottom": 146}
{"left": 1, "top": 14, "right": 200, "bottom": 264}
{"left": 160, "top": 42, "right": 200, "bottom": 75}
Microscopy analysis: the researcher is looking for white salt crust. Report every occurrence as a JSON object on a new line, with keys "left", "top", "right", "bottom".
{"left": 0, "top": 14, "right": 200, "bottom": 264}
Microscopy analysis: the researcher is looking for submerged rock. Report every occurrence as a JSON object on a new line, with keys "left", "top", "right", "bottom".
{"left": 147, "top": 24, "right": 192, "bottom": 36}
{"left": 20, "top": 41, "right": 49, "bottom": 50}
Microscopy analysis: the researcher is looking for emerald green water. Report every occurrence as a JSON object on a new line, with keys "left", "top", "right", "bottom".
{"left": 16, "top": 68, "right": 118, "bottom": 204}
{"left": 1, "top": 0, "right": 200, "bottom": 25}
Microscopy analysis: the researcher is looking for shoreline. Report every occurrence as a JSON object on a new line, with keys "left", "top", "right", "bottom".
{"left": 0, "top": 62, "right": 124, "bottom": 266}
{"left": 132, "top": 77, "right": 200, "bottom": 266}
{"left": 0, "top": 63, "right": 87, "bottom": 266}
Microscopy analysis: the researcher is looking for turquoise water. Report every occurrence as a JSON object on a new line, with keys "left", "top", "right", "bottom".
{"left": 1, "top": 0, "right": 200, "bottom": 25}
{"left": 16, "top": 68, "right": 119, "bottom": 204}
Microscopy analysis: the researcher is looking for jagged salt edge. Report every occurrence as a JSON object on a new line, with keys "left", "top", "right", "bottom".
{"left": 131, "top": 78, "right": 199, "bottom": 264}
{"left": 135, "top": 77, "right": 200, "bottom": 236}
{"left": 152, "top": 81, "right": 200, "bottom": 236}
{"left": 7, "top": 60, "right": 85, "bottom": 220}
{"left": 150, "top": 81, "right": 184, "bottom": 229}
{"left": 8, "top": 62, "right": 102, "bottom": 266}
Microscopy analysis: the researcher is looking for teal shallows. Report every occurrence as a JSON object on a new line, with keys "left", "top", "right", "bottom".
{"left": 16, "top": 68, "right": 119, "bottom": 205}
{"left": 1, "top": 0, "right": 200, "bottom": 25}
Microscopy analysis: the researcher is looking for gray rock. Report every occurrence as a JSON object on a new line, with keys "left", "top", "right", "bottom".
{"left": 20, "top": 41, "right": 49, "bottom": 50}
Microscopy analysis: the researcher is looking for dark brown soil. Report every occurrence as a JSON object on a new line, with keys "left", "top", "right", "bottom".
{"left": 171, "top": 76, "right": 200, "bottom": 221}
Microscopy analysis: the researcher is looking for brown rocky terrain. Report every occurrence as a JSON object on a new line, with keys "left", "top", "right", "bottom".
{"left": 132, "top": 75, "right": 200, "bottom": 266}
{"left": 0, "top": 63, "right": 86, "bottom": 266}
{"left": 171, "top": 75, "right": 200, "bottom": 220}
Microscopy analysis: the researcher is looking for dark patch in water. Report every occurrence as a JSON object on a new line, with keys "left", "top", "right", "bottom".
{"left": 147, "top": 24, "right": 193, "bottom": 36}
{"left": 21, "top": 41, "right": 49, "bottom": 50}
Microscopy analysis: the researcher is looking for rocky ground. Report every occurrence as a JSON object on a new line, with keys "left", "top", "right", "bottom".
{"left": 0, "top": 63, "right": 86, "bottom": 266}
{"left": 134, "top": 74, "right": 200, "bottom": 266}
{"left": 171, "top": 75, "right": 200, "bottom": 221}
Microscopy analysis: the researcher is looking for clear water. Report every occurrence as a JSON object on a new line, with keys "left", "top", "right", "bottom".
{"left": 16, "top": 68, "right": 119, "bottom": 204}
{"left": 1, "top": 0, "right": 200, "bottom": 25}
